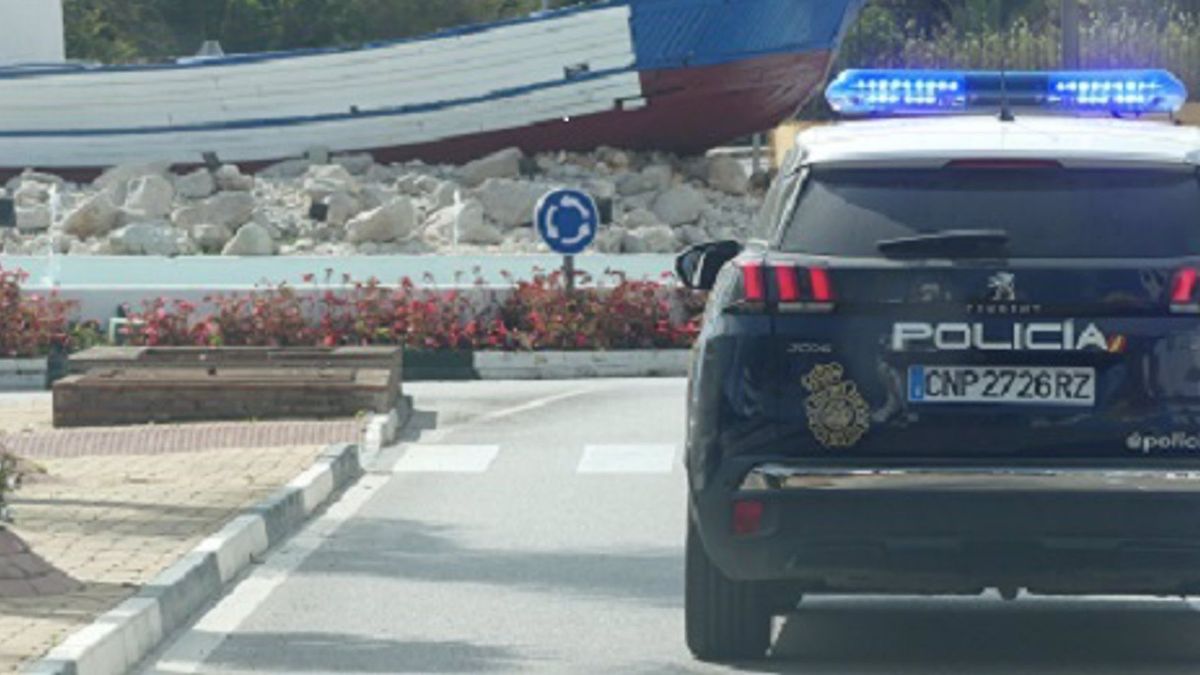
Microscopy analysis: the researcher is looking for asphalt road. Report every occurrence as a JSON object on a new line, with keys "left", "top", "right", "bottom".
{"left": 140, "top": 379, "right": 1200, "bottom": 674}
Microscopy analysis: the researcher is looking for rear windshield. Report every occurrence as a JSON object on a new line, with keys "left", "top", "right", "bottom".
{"left": 780, "top": 168, "right": 1200, "bottom": 258}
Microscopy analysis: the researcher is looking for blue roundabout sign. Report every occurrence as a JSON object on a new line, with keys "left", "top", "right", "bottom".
{"left": 534, "top": 189, "right": 599, "bottom": 256}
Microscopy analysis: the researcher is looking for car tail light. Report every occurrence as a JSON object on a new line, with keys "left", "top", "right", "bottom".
{"left": 1171, "top": 267, "right": 1200, "bottom": 313}
{"left": 731, "top": 262, "right": 835, "bottom": 313}
{"left": 772, "top": 265, "right": 836, "bottom": 312}
{"left": 738, "top": 261, "right": 766, "bottom": 303}
{"left": 732, "top": 500, "right": 764, "bottom": 536}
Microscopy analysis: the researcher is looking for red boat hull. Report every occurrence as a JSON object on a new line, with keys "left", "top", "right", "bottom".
{"left": 373, "top": 50, "right": 834, "bottom": 165}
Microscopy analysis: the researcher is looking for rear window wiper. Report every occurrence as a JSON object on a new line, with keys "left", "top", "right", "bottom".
{"left": 877, "top": 229, "right": 1010, "bottom": 258}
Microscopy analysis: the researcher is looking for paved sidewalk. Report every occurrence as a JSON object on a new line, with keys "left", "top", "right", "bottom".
{"left": 0, "top": 394, "right": 53, "bottom": 436}
{"left": 0, "top": 441, "right": 335, "bottom": 674}
{"left": 0, "top": 394, "right": 363, "bottom": 456}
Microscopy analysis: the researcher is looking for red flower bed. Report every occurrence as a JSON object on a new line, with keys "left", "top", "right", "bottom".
{"left": 121, "top": 271, "right": 703, "bottom": 352}
{"left": 0, "top": 267, "right": 75, "bottom": 358}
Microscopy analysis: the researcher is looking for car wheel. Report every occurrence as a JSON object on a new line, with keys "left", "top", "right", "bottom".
{"left": 685, "top": 518, "right": 772, "bottom": 661}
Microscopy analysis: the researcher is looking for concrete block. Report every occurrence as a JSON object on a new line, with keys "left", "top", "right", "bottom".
{"left": 45, "top": 596, "right": 162, "bottom": 675}
{"left": 136, "top": 551, "right": 221, "bottom": 635}
{"left": 194, "top": 515, "right": 269, "bottom": 585}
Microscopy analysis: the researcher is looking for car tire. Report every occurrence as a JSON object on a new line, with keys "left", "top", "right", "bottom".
{"left": 685, "top": 518, "right": 772, "bottom": 661}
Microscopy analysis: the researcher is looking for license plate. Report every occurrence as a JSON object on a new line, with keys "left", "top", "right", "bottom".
{"left": 908, "top": 366, "right": 1095, "bottom": 407}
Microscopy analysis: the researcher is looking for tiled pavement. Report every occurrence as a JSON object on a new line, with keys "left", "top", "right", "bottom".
{"left": 0, "top": 398, "right": 363, "bottom": 673}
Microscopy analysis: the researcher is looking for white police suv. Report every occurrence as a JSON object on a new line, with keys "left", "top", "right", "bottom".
{"left": 676, "top": 69, "right": 1200, "bottom": 661}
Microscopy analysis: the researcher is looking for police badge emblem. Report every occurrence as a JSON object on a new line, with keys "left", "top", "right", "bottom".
{"left": 803, "top": 363, "right": 870, "bottom": 449}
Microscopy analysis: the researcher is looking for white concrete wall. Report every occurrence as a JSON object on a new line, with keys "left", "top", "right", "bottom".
{"left": 0, "top": 0, "right": 65, "bottom": 65}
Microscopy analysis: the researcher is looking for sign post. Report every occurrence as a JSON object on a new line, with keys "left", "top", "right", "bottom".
{"left": 535, "top": 189, "right": 599, "bottom": 294}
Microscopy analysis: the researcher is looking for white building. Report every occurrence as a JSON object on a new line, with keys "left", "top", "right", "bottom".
{"left": 0, "top": 0, "right": 65, "bottom": 65}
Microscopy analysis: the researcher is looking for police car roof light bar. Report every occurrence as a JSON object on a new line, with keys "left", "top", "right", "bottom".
{"left": 825, "top": 69, "right": 1188, "bottom": 117}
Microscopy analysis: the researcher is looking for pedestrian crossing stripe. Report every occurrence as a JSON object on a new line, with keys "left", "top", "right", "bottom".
{"left": 390, "top": 443, "right": 680, "bottom": 475}
{"left": 577, "top": 444, "right": 677, "bottom": 474}
{"left": 392, "top": 445, "right": 500, "bottom": 473}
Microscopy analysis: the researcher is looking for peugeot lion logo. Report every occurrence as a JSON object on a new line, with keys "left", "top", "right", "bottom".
{"left": 988, "top": 272, "right": 1017, "bottom": 303}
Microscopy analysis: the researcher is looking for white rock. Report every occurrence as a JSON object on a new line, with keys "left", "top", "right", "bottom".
{"left": 585, "top": 179, "right": 617, "bottom": 201}
{"left": 345, "top": 197, "right": 418, "bottom": 244}
{"left": 259, "top": 158, "right": 313, "bottom": 179}
{"left": 363, "top": 164, "right": 398, "bottom": 185}
{"left": 596, "top": 146, "right": 631, "bottom": 170}
{"left": 174, "top": 169, "right": 217, "bottom": 199}
{"left": 678, "top": 224, "right": 710, "bottom": 246}
{"left": 594, "top": 228, "right": 624, "bottom": 253}
{"left": 415, "top": 175, "right": 442, "bottom": 194}
{"left": 359, "top": 185, "right": 397, "bottom": 211}
{"left": 643, "top": 165, "right": 674, "bottom": 191}
{"left": 172, "top": 191, "right": 256, "bottom": 229}
{"left": 123, "top": 174, "right": 176, "bottom": 219}
{"left": 457, "top": 147, "right": 523, "bottom": 187}
{"left": 93, "top": 162, "right": 170, "bottom": 202}
{"left": 633, "top": 224, "right": 681, "bottom": 251}
{"left": 621, "top": 207, "right": 660, "bottom": 229}
{"left": 313, "top": 242, "right": 357, "bottom": 256}
{"left": 68, "top": 238, "right": 101, "bottom": 255}
{"left": 302, "top": 164, "right": 358, "bottom": 202}
{"left": 474, "top": 178, "right": 549, "bottom": 229}
{"left": 192, "top": 223, "right": 233, "bottom": 252}
{"left": 323, "top": 192, "right": 362, "bottom": 227}
{"left": 16, "top": 205, "right": 51, "bottom": 233}
{"left": 108, "top": 222, "right": 191, "bottom": 256}
{"left": 652, "top": 185, "right": 705, "bottom": 226}
{"left": 332, "top": 153, "right": 376, "bottom": 176}
{"left": 396, "top": 173, "right": 423, "bottom": 195}
{"left": 396, "top": 238, "right": 435, "bottom": 254}
{"left": 617, "top": 165, "right": 673, "bottom": 196}
{"left": 222, "top": 222, "right": 275, "bottom": 256}
{"left": 623, "top": 225, "right": 678, "bottom": 254}
{"left": 707, "top": 156, "right": 750, "bottom": 195}
{"left": 214, "top": 164, "right": 254, "bottom": 192}
{"left": 12, "top": 171, "right": 64, "bottom": 190}
{"left": 432, "top": 181, "right": 458, "bottom": 209}
{"left": 61, "top": 192, "right": 121, "bottom": 238}
{"left": 13, "top": 180, "right": 51, "bottom": 208}
{"left": 452, "top": 200, "right": 500, "bottom": 245}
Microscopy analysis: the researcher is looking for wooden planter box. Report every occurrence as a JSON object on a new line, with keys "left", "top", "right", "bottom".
{"left": 0, "top": 358, "right": 48, "bottom": 391}
{"left": 55, "top": 347, "right": 403, "bottom": 428}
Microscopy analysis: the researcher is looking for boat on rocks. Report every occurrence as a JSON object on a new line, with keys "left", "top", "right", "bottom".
{"left": 0, "top": 0, "right": 865, "bottom": 180}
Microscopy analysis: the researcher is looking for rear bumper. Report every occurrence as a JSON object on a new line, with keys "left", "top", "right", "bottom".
{"left": 692, "top": 463, "right": 1200, "bottom": 595}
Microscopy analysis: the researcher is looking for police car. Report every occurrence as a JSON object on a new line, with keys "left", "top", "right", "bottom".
{"left": 677, "top": 69, "right": 1200, "bottom": 661}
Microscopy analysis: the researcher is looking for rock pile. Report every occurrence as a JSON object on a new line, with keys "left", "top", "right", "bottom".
{"left": 0, "top": 147, "right": 767, "bottom": 257}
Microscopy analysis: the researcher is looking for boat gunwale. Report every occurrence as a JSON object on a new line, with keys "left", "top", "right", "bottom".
{"left": 0, "top": 0, "right": 628, "bottom": 80}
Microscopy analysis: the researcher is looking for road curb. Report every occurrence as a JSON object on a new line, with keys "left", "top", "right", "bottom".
{"left": 360, "top": 396, "right": 412, "bottom": 467}
{"left": 24, "top": 443, "right": 364, "bottom": 675}
{"left": 405, "top": 350, "right": 691, "bottom": 381}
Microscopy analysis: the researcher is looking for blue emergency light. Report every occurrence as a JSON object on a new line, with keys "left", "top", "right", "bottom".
{"left": 826, "top": 69, "right": 1188, "bottom": 116}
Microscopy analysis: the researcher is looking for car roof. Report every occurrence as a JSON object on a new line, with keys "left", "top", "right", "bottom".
{"left": 796, "top": 115, "right": 1200, "bottom": 168}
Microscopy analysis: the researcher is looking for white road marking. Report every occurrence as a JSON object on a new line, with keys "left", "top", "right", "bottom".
{"left": 392, "top": 445, "right": 500, "bottom": 473}
{"left": 471, "top": 386, "right": 602, "bottom": 427}
{"left": 577, "top": 444, "right": 677, "bottom": 474}
{"left": 143, "top": 385, "right": 603, "bottom": 674}
{"left": 142, "top": 472, "right": 390, "bottom": 674}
